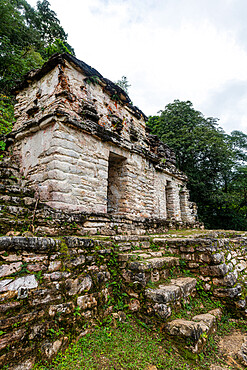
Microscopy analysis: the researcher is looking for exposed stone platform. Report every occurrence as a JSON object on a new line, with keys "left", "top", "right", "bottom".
{"left": 0, "top": 230, "right": 246, "bottom": 368}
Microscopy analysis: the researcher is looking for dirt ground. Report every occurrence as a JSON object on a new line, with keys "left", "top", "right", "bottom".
{"left": 210, "top": 331, "right": 246, "bottom": 370}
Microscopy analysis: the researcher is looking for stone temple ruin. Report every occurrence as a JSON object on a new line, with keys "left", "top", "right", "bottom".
{"left": 1, "top": 54, "right": 247, "bottom": 369}
{"left": 9, "top": 53, "right": 198, "bottom": 234}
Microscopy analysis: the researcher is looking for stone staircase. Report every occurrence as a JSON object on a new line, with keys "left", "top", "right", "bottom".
{"left": 118, "top": 248, "right": 195, "bottom": 316}
{"left": 114, "top": 242, "right": 212, "bottom": 352}
{"left": 110, "top": 233, "right": 247, "bottom": 353}
{"left": 119, "top": 251, "right": 180, "bottom": 284}
{"left": 0, "top": 232, "right": 247, "bottom": 367}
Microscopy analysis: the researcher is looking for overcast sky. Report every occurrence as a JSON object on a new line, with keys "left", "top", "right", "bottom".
{"left": 28, "top": 0, "right": 247, "bottom": 133}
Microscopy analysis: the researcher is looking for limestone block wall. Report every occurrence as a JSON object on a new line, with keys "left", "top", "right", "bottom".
{"left": 14, "top": 66, "right": 60, "bottom": 130}
{"left": 13, "top": 119, "right": 189, "bottom": 221}
{"left": 0, "top": 154, "right": 199, "bottom": 237}
{"left": 66, "top": 63, "right": 147, "bottom": 146}
{"left": 0, "top": 234, "right": 246, "bottom": 368}
{"left": 0, "top": 236, "right": 112, "bottom": 368}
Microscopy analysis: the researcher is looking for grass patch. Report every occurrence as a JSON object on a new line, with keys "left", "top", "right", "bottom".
{"left": 32, "top": 311, "right": 246, "bottom": 370}
{"left": 169, "top": 295, "right": 223, "bottom": 321}
{"left": 33, "top": 320, "right": 206, "bottom": 370}
{"left": 217, "top": 314, "right": 247, "bottom": 336}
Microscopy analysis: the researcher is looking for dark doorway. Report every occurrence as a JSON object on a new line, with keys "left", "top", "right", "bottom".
{"left": 107, "top": 152, "right": 127, "bottom": 214}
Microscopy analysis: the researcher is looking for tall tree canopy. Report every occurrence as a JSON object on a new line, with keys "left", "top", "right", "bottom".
{"left": 0, "top": 0, "right": 74, "bottom": 94}
{"left": 148, "top": 100, "right": 247, "bottom": 230}
{"left": 0, "top": 0, "right": 75, "bottom": 147}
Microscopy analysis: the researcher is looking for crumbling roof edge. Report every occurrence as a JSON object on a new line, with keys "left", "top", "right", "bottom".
{"left": 13, "top": 53, "right": 148, "bottom": 121}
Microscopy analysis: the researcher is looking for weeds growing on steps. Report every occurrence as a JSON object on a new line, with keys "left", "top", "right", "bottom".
{"left": 32, "top": 318, "right": 204, "bottom": 370}
{"left": 32, "top": 309, "right": 247, "bottom": 370}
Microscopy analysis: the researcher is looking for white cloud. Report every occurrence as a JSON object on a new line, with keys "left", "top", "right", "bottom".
{"left": 27, "top": 0, "right": 247, "bottom": 132}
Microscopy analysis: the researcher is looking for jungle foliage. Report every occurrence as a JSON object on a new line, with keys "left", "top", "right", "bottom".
{"left": 148, "top": 100, "right": 247, "bottom": 230}
{"left": 0, "top": 0, "right": 74, "bottom": 145}
{"left": 0, "top": 0, "right": 74, "bottom": 94}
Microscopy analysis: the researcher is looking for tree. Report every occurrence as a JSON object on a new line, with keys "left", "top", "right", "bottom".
{"left": 147, "top": 100, "right": 247, "bottom": 230}
{"left": 0, "top": 0, "right": 74, "bottom": 94}
{"left": 0, "top": 0, "right": 75, "bottom": 140}
{"left": 44, "top": 38, "right": 73, "bottom": 59}
{"left": 0, "top": 93, "right": 15, "bottom": 149}
{"left": 115, "top": 76, "right": 131, "bottom": 94}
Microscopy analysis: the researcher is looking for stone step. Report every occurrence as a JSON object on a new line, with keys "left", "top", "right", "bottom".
{"left": 145, "top": 277, "right": 197, "bottom": 303}
{"left": 144, "top": 277, "right": 197, "bottom": 320}
{"left": 166, "top": 308, "right": 222, "bottom": 353}
{"left": 128, "top": 256, "right": 179, "bottom": 272}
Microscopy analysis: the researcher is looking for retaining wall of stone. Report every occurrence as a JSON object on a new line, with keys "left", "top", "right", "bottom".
{"left": 0, "top": 236, "right": 113, "bottom": 368}
{"left": 153, "top": 236, "right": 247, "bottom": 310}
{"left": 0, "top": 233, "right": 247, "bottom": 368}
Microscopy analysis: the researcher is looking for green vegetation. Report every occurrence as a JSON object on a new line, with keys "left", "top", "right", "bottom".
{"left": 47, "top": 327, "right": 65, "bottom": 338}
{"left": 32, "top": 312, "right": 247, "bottom": 370}
{"left": 149, "top": 242, "right": 160, "bottom": 251}
{"left": 0, "top": 94, "right": 14, "bottom": 149}
{"left": 0, "top": 0, "right": 75, "bottom": 140}
{"left": 0, "top": 0, "right": 74, "bottom": 95}
{"left": 105, "top": 248, "right": 129, "bottom": 312}
{"left": 33, "top": 319, "right": 201, "bottom": 370}
{"left": 115, "top": 76, "right": 131, "bottom": 94}
{"left": 169, "top": 294, "right": 223, "bottom": 321}
{"left": 148, "top": 100, "right": 247, "bottom": 230}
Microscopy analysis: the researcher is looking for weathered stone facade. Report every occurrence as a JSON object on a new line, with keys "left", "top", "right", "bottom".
{"left": 9, "top": 53, "right": 197, "bottom": 231}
